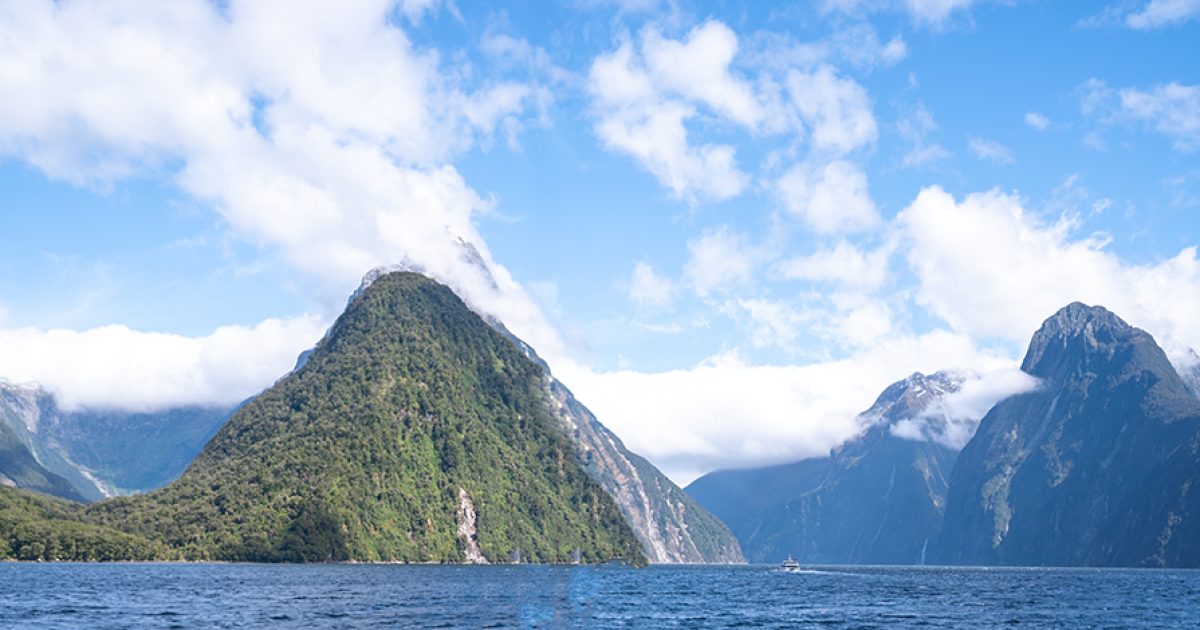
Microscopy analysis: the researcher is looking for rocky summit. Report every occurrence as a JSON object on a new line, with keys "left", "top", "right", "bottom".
{"left": 934, "top": 302, "right": 1200, "bottom": 567}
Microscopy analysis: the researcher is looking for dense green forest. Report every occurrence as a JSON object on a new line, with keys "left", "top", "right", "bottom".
{"left": 0, "top": 272, "right": 645, "bottom": 565}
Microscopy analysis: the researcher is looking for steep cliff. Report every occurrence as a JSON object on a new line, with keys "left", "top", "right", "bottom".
{"left": 934, "top": 303, "right": 1200, "bottom": 567}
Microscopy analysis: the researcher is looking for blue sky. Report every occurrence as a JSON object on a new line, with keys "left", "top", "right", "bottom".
{"left": 1, "top": 0, "right": 1198, "bottom": 483}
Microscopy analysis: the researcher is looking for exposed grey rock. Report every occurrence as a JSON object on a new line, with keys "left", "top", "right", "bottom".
{"left": 934, "top": 302, "right": 1200, "bottom": 567}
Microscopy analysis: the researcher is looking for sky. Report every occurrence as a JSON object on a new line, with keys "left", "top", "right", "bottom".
{"left": 1, "top": 0, "right": 1198, "bottom": 484}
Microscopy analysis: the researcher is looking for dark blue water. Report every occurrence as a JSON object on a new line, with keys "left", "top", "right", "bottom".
{"left": 2, "top": 563, "right": 1198, "bottom": 629}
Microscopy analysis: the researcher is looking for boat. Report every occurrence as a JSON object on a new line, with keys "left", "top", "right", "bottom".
{"left": 781, "top": 556, "right": 800, "bottom": 571}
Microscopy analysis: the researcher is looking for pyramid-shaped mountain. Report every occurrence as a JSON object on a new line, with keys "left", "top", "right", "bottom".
{"left": 2, "top": 271, "right": 644, "bottom": 564}
{"left": 687, "top": 371, "right": 964, "bottom": 563}
{"left": 356, "top": 260, "right": 743, "bottom": 564}
{"left": 934, "top": 303, "right": 1200, "bottom": 567}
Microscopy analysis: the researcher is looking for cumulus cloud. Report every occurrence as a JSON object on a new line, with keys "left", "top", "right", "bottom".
{"left": 1126, "top": 0, "right": 1200, "bottom": 29}
{"left": 891, "top": 368, "right": 1040, "bottom": 449}
{"left": 641, "top": 23, "right": 767, "bottom": 129}
{"left": 1025, "top": 112, "right": 1051, "bottom": 130}
{"left": 787, "top": 65, "right": 878, "bottom": 155}
{"left": 1081, "top": 79, "right": 1200, "bottom": 153}
{"left": 778, "top": 160, "right": 881, "bottom": 233}
{"left": 899, "top": 185, "right": 1200, "bottom": 360}
{"left": 967, "top": 136, "right": 1015, "bottom": 164}
{"left": 683, "top": 227, "right": 759, "bottom": 296}
{"left": 737, "top": 298, "right": 812, "bottom": 350}
{"left": 587, "top": 23, "right": 766, "bottom": 202}
{"left": 0, "top": 316, "right": 326, "bottom": 412}
{"left": 1118, "top": 82, "right": 1200, "bottom": 152}
{"left": 626, "top": 261, "right": 678, "bottom": 311}
{"left": 779, "top": 240, "right": 892, "bottom": 289}
{"left": 0, "top": 0, "right": 564, "bottom": 408}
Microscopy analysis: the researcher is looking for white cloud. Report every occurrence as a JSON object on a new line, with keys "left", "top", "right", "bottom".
{"left": 588, "top": 38, "right": 751, "bottom": 202}
{"left": 0, "top": 0, "right": 567, "bottom": 408}
{"left": 627, "top": 261, "right": 678, "bottom": 311}
{"left": 683, "top": 227, "right": 758, "bottom": 296}
{"left": 779, "top": 240, "right": 892, "bottom": 289}
{"left": 778, "top": 160, "right": 881, "bottom": 233}
{"left": 787, "top": 65, "right": 878, "bottom": 155}
{"left": 830, "top": 295, "right": 896, "bottom": 347}
{"left": 738, "top": 298, "right": 811, "bottom": 349}
{"left": 557, "top": 328, "right": 1017, "bottom": 484}
{"left": 0, "top": 316, "right": 326, "bottom": 412}
{"left": 641, "top": 22, "right": 766, "bottom": 129}
{"left": 819, "top": 0, "right": 981, "bottom": 26}
{"left": 1081, "top": 79, "right": 1200, "bottom": 153}
{"left": 824, "top": 24, "right": 908, "bottom": 69}
{"left": 891, "top": 367, "right": 1040, "bottom": 449}
{"left": 904, "top": 0, "right": 978, "bottom": 25}
{"left": 397, "top": 0, "right": 457, "bottom": 23}
{"left": 898, "top": 103, "right": 951, "bottom": 167}
{"left": 1025, "top": 112, "right": 1051, "bottom": 130}
{"left": 967, "top": 136, "right": 1015, "bottom": 164}
{"left": 1126, "top": 0, "right": 1200, "bottom": 29}
{"left": 899, "top": 186, "right": 1200, "bottom": 360}
{"left": 749, "top": 23, "right": 906, "bottom": 71}
{"left": 1118, "top": 82, "right": 1200, "bottom": 152}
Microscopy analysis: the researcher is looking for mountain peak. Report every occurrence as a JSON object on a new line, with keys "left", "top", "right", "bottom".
{"left": 1021, "top": 302, "right": 1146, "bottom": 376}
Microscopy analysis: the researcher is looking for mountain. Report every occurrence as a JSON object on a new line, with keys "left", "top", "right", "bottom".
{"left": 687, "top": 371, "right": 965, "bottom": 564}
{"left": 355, "top": 263, "right": 743, "bottom": 564}
{"left": 934, "top": 303, "right": 1200, "bottom": 567}
{"left": 0, "top": 418, "right": 87, "bottom": 502}
{"left": 545, "top": 378, "right": 743, "bottom": 563}
{"left": 3, "top": 271, "right": 645, "bottom": 564}
{"left": 0, "top": 382, "right": 234, "bottom": 500}
{"left": 1176, "top": 350, "right": 1200, "bottom": 401}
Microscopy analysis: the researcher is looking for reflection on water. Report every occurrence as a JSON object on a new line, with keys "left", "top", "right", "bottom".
{"left": 1, "top": 563, "right": 1199, "bottom": 629}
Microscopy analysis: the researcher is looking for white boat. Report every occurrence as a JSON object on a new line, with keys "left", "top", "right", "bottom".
{"left": 781, "top": 556, "right": 800, "bottom": 571}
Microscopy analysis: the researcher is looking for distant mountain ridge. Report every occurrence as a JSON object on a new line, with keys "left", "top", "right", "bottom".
{"left": 688, "top": 370, "right": 966, "bottom": 564}
{"left": 0, "top": 381, "right": 234, "bottom": 501}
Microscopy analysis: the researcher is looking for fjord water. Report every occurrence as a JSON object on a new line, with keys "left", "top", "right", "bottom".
{"left": 3, "top": 564, "right": 1199, "bottom": 629}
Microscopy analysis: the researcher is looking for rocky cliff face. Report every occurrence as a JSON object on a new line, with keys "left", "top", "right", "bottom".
{"left": 934, "top": 303, "right": 1200, "bottom": 567}
{"left": 545, "top": 378, "right": 743, "bottom": 563}
{"left": 688, "top": 371, "right": 965, "bottom": 564}
{"left": 0, "top": 413, "right": 87, "bottom": 502}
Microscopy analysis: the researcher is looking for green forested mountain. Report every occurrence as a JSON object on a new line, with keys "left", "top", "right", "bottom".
{"left": 934, "top": 303, "right": 1200, "bottom": 567}
{"left": 366, "top": 260, "right": 743, "bottom": 564}
{"left": 0, "top": 272, "right": 644, "bottom": 565}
